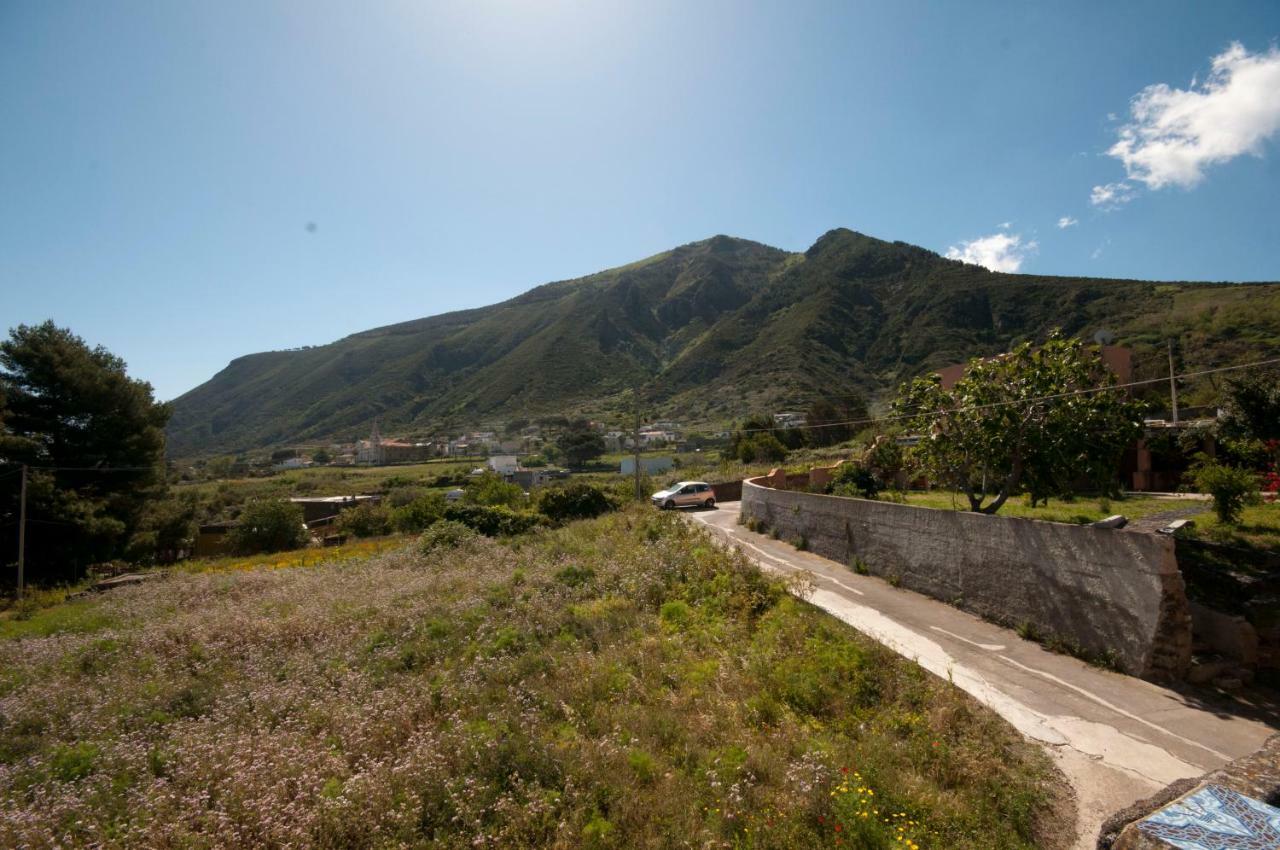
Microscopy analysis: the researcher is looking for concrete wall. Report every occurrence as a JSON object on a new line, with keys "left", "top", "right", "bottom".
{"left": 741, "top": 478, "right": 1191, "bottom": 679}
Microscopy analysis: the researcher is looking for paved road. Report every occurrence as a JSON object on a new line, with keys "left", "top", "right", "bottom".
{"left": 688, "top": 502, "right": 1278, "bottom": 849}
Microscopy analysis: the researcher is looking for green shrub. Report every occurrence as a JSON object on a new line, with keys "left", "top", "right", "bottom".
{"left": 827, "top": 462, "right": 881, "bottom": 499}
{"left": 443, "top": 503, "right": 544, "bottom": 537}
{"left": 392, "top": 492, "right": 447, "bottom": 533}
{"left": 536, "top": 483, "right": 618, "bottom": 524}
{"left": 335, "top": 501, "right": 393, "bottom": 538}
{"left": 418, "top": 520, "right": 480, "bottom": 554}
{"left": 1192, "top": 459, "right": 1259, "bottom": 524}
{"left": 227, "top": 500, "right": 309, "bottom": 554}
{"left": 659, "top": 599, "right": 693, "bottom": 626}
{"left": 50, "top": 742, "right": 99, "bottom": 782}
{"left": 464, "top": 472, "right": 527, "bottom": 508}
{"left": 736, "top": 433, "right": 788, "bottom": 464}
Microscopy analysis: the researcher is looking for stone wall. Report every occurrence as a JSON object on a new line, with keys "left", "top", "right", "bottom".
{"left": 741, "top": 477, "right": 1192, "bottom": 679}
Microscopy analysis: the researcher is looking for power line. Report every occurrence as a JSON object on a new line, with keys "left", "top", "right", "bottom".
{"left": 0, "top": 463, "right": 156, "bottom": 472}
{"left": 730, "top": 355, "right": 1280, "bottom": 435}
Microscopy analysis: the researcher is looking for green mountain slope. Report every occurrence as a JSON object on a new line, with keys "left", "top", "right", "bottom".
{"left": 167, "top": 229, "right": 1280, "bottom": 456}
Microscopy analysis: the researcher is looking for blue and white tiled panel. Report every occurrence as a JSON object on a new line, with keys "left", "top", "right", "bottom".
{"left": 1138, "top": 784, "right": 1280, "bottom": 850}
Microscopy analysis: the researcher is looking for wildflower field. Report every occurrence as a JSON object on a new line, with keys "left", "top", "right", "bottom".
{"left": 0, "top": 509, "right": 1069, "bottom": 848}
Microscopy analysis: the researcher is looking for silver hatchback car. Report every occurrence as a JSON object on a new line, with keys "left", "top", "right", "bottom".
{"left": 651, "top": 481, "right": 716, "bottom": 510}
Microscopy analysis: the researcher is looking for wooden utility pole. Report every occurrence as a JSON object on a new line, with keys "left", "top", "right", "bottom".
{"left": 1167, "top": 340, "right": 1179, "bottom": 424}
{"left": 17, "top": 464, "right": 27, "bottom": 601}
{"left": 633, "top": 389, "right": 643, "bottom": 502}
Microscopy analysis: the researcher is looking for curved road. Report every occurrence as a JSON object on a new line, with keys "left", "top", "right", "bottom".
{"left": 688, "top": 502, "right": 1277, "bottom": 849}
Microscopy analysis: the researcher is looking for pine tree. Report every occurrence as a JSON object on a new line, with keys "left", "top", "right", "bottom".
{"left": 0, "top": 322, "right": 170, "bottom": 583}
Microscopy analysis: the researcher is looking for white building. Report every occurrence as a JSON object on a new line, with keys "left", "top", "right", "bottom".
{"left": 488, "top": 454, "right": 519, "bottom": 475}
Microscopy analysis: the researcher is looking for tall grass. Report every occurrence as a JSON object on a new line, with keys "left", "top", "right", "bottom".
{"left": 0, "top": 508, "right": 1067, "bottom": 848}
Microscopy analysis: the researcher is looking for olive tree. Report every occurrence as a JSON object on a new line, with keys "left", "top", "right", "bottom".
{"left": 893, "top": 334, "right": 1142, "bottom": 514}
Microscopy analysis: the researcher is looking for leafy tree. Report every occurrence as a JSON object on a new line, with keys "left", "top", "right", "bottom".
{"left": 0, "top": 322, "right": 170, "bottom": 582}
{"left": 894, "top": 334, "right": 1142, "bottom": 514}
{"left": 227, "top": 500, "right": 309, "bottom": 554}
{"left": 392, "top": 492, "right": 447, "bottom": 533}
{"left": 335, "top": 501, "right": 393, "bottom": 538}
{"left": 862, "top": 435, "right": 904, "bottom": 488}
{"left": 311, "top": 448, "right": 332, "bottom": 465}
{"left": 464, "top": 472, "right": 526, "bottom": 508}
{"left": 805, "top": 395, "right": 868, "bottom": 447}
{"left": 128, "top": 494, "right": 199, "bottom": 565}
{"left": 1220, "top": 372, "right": 1280, "bottom": 444}
{"left": 826, "top": 462, "right": 881, "bottom": 499}
{"left": 556, "top": 423, "right": 606, "bottom": 470}
{"left": 736, "top": 433, "right": 788, "bottom": 464}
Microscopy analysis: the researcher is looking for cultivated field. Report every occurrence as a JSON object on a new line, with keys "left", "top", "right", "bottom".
{"left": 0, "top": 509, "right": 1069, "bottom": 849}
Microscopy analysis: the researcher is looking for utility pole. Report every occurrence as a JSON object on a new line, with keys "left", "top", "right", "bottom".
{"left": 633, "top": 388, "right": 643, "bottom": 502}
{"left": 1167, "top": 339, "right": 1179, "bottom": 424}
{"left": 17, "top": 464, "right": 27, "bottom": 601}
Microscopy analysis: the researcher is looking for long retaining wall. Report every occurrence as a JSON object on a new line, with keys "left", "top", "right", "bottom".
{"left": 741, "top": 477, "right": 1192, "bottom": 679}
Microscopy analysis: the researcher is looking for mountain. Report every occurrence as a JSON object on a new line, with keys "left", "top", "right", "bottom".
{"left": 167, "top": 229, "right": 1280, "bottom": 456}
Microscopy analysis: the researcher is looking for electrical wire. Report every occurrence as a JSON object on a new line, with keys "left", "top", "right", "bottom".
{"left": 728, "top": 355, "right": 1280, "bottom": 435}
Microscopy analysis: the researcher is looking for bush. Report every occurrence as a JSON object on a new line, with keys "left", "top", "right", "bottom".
{"left": 737, "top": 433, "right": 788, "bottom": 464}
{"left": 418, "top": 520, "right": 479, "bottom": 554}
{"left": 335, "top": 501, "right": 393, "bottom": 538}
{"left": 464, "top": 472, "right": 527, "bottom": 508}
{"left": 827, "top": 462, "right": 881, "bottom": 499}
{"left": 536, "top": 483, "right": 618, "bottom": 524}
{"left": 392, "top": 492, "right": 447, "bottom": 533}
{"left": 1192, "top": 459, "right": 1259, "bottom": 524}
{"left": 443, "top": 503, "right": 544, "bottom": 537}
{"left": 227, "top": 500, "right": 310, "bottom": 555}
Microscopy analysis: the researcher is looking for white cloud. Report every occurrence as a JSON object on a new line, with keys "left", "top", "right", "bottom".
{"left": 1091, "top": 237, "right": 1111, "bottom": 261}
{"left": 1057, "top": 216, "right": 1079, "bottom": 229}
{"left": 1090, "top": 181, "right": 1136, "bottom": 209}
{"left": 1107, "top": 42, "right": 1280, "bottom": 190}
{"left": 997, "top": 221, "right": 1013, "bottom": 230}
{"left": 945, "top": 232, "right": 1038, "bottom": 273}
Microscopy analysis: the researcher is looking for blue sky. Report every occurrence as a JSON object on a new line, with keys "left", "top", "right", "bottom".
{"left": 2, "top": 2, "right": 1279, "bottom": 401}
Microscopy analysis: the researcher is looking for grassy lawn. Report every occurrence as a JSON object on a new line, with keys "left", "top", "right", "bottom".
{"left": 174, "top": 458, "right": 481, "bottom": 500}
{"left": 899, "top": 491, "right": 1206, "bottom": 525}
{"left": 0, "top": 509, "right": 1068, "bottom": 849}
{"left": 1186, "top": 500, "right": 1280, "bottom": 551}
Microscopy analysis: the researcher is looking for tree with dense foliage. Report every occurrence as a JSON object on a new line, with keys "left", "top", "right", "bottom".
{"left": 392, "top": 492, "right": 447, "bottom": 533}
{"left": 227, "top": 500, "right": 309, "bottom": 554}
{"left": 804, "top": 395, "right": 868, "bottom": 447}
{"left": 729, "top": 416, "right": 790, "bottom": 464}
{"left": 1220, "top": 372, "right": 1280, "bottom": 444}
{"left": 463, "top": 472, "right": 526, "bottom": 508}
{"left": 894, "top": 334, "right": 1143, "bottom": 514}
{"left": 335, "top": 501, "right": 393, "bottom": 538}
{"left": 555, "top": 422, "right": 605, "bottom": 470}
{"left": 0, "top": 322, "right": 171, "bottom": 582}
{"left": 536, "top": 483, "right": 617, "bottom": 524}
{"left": 826, "top": 462, "right": 881, "bottom": 499}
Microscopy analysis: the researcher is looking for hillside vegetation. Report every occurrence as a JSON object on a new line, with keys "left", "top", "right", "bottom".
{"left": 0, "top": 510, "right": 1068, "bottom": 849}
{"left": 167, "top": 228, "right": 1280, "bottom": 456}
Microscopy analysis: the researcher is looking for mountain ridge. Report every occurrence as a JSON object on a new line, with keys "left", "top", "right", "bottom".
{"left": 167, "top": 228, "right": 1280, "bottom": 456}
